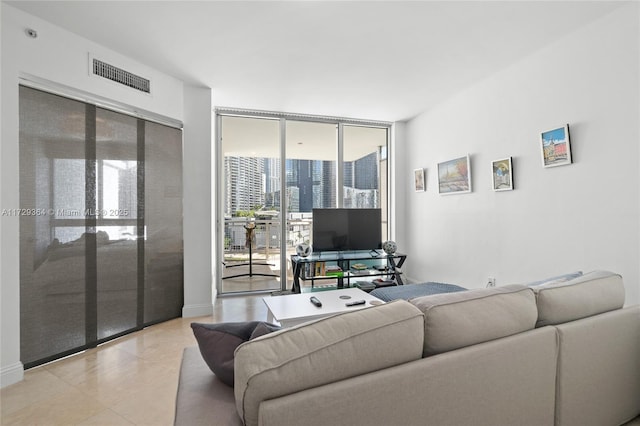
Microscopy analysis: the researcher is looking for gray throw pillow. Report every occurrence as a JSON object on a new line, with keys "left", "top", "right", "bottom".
{"left": 525, "top": 271, "right": 583, "bottom": 287}
{"left": 191, "top": 321, "right": 280, "bottom": 387}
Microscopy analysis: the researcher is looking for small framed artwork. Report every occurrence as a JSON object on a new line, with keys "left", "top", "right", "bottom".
{"left": 492, "top": 157, "right": 513, "bottom": 191}
{"left": 414, "top": 168, "right": 425, "bottom": 192}
{"left": 437, "top": 155, "right": 471, "bottom": 195}
{"left": 541, "top": 124, "right": 572, "bottom": 168}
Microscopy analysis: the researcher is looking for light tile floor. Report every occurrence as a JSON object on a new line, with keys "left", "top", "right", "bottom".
{"left": 1, "top": 295, "right": 267, "bottom": 426}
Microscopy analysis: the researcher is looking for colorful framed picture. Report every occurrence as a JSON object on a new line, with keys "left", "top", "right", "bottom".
{"left": 541, "top": 124, "right": 572, "bottom": 168}
{"left": 437, "top": 155, "right": 471, "bottom": 195}
{"left": 492, "top": 157, "right": 513, "bottom": 191}
{"left": 414, "top": 168, "right": 425, "bottom": 192}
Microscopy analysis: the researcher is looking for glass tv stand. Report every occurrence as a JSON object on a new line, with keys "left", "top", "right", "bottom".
{"left": 290, "top": 249, "right": 407, "bottom": 294}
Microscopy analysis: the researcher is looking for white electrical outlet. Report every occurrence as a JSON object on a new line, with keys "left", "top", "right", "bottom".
{"left": 487, "top": 277, "right": 496, "bottom": 287}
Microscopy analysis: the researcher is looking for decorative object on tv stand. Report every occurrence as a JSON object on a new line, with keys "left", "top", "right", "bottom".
{"left": 295, "top": 242, "right": 312, "bottom": 258}
{"left": 244, "top": 221, "right": 256, "bottom": 248}
{"left": 414, "top": 168, "right": 425, "bottom": 192}
{"left": 492, "top": 157, "right": 514, "bottom": 191}
{"left": 437, "top": 155, "right": 472, "bottom": 195}
{"left": 382, "top": 240, "right": 397, "bottom": 255}
{"left": 540, "top": 124, "right": 572, "bottom": 168}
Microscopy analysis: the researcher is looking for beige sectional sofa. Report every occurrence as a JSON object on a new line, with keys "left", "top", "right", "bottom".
{"left": 175, "top": 270, "right": 640, "bottom": 426}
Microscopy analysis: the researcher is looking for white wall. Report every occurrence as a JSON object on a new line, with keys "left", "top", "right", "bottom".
{"left": 1, "top": 4, "right": 213, "bottom": 387}
{"left": 182, "top": 85, "right": 214, "bottom": 317}
{"left": 401, "top": 3, "right": 639, "bottom": 305}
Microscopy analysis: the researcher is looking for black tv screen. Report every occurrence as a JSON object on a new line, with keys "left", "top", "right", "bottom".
{"left": 312, "top": 208, "right": 382, "bottom": 252}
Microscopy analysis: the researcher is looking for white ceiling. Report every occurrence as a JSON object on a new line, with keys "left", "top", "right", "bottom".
{"left": 7, "top": 1, "right": 623, "bottom": 122}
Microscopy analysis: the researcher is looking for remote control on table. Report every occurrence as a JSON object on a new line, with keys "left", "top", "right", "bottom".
{"left": 309, "top": 296, "right": 322, "bottom": 307}
{"left": 345, "top": 300, "right": 366, "bottom": 307}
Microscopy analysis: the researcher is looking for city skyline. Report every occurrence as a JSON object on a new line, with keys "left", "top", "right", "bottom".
{"left": 225, "top": 151, "right": 380, "bottom": 216}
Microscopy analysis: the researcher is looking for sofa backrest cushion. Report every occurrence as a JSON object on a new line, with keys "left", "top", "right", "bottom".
{"left": 533, "top": 270, "right": 625, "bottom": 327}
{"left": 233, "top": 299, "right": 425, "bottom": 426}
{"left": 409, "top": 284, "right": 537, "bottom": 357}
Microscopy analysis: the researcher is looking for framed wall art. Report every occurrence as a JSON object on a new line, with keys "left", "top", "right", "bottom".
{"left": 414, "top": 168, "right": 425, "bottom": 192}
{"left": 541, "top": 124, "right": 572, "bottom": 168}
{"left": 492, "top": 157, "right": 513, "bottom": 191}
{"left": 437, "top": 155, "right": 471, "bottom": 195}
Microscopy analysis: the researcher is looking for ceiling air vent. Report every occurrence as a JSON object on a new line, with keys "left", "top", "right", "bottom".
{"left": 92, "top": 58, "right": 151, "bottom": 94}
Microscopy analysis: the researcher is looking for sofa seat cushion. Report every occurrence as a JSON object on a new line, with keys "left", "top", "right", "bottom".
{"left": 533, "top": 270, "right": 625, "bottom": 327}
{"left": 233, "top": 299, "right": 425, "bottom": 426}
{"left": 409, "top": 284, "right": 538, "bottom": 357}
{"left": 369, "top": 282, "right": 467, "bottom": 302}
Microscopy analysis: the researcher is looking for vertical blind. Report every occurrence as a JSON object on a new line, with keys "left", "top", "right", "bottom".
{"left": 19, "top": 86, "right": 183, "bottom": 368}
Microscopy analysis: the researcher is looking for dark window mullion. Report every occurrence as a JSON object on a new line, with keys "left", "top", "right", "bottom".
{"left": 97, "top": 159, "right": 103, "bottom": 215}
{"left": 85, "top": 104, "right": 98, "bottom": 347}
{"left": 137, "top": 119, "right": 145, "bottom": 327}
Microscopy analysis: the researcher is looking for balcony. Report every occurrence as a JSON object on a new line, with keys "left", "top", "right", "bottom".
{"left": 221, "top": 216, "right": 312, "bottom": 293}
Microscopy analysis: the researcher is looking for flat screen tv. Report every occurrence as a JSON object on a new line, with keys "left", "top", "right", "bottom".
{"left": 312, "top": 208, "right": 382, "bottom": 252}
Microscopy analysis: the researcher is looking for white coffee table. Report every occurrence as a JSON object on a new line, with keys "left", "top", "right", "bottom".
{"left": 263, "top": 287, "right": 384, "bottom": 327}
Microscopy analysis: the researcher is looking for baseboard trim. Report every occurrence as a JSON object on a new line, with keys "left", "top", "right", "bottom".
{"left": 182, "top": 303, "right": 214, "bottom": 318}
{"left": 1, "top": 361, "right": 24, "bottom": 388}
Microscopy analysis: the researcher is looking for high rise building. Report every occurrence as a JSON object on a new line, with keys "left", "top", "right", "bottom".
{"left": 225, "top": 151, "right": 379, "bottom": 215}
{"left": 354, "top": 152, "right": 379, "bottom": 190}
{"left": 224, "top": 156, "right": 264, "bottom": 215}
{"left": 263, "top": 157, "right": 280, "bottom": 209}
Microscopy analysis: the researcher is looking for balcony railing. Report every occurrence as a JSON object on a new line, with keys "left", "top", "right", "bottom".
{"left": 223, "top": 216, "right": 313, "bottom": 262}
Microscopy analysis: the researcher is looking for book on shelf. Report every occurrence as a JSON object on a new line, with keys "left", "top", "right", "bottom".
{"left": 314, "top": 261, "right": 326, "bottom": 276}
{"left": 325, "top": 265, "right": 343, "bottom": 277}
{"left": 373, "top": 278, "right": 396, "bottom": 287}
{"left": 355, "top": 281, "right": 376, "bottom": 291}
{"left": 303, "top": 263, "right": 311, "bottom": 279}
{"left": 351, "top": 263, "right": 368, "bottom": 270}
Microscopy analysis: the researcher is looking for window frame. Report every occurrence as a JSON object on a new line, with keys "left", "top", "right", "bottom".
{"left": 215, "top": 108, "right": 392, "bottom": 294}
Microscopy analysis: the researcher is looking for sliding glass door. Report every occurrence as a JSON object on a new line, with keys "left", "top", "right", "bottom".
{"left": 217, "top": 110, "right": 391, "bottom": 295}
{"left": 144, "top": 121, "right": 184, "bottom": 323}
{"left": 94, "top": 108, "right": 139, "bottom": 339}
{"left": 220, "top": 116, "right": 282, "bottom": 293}
{"left": 19, "top": 87, "right": 89, "bottom": 364}
{"left": 343, "top": 125, "right": 389, "bottom": 238}
{"left": 19, "top": 86, "right": 183, "bottom": 368}
{"left": 283, "top": 121, "right": 338, "bottom": 287}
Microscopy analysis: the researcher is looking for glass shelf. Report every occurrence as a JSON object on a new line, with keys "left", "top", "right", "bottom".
{"left": 290, "top": 250, "right": 406, "bottom": 293}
